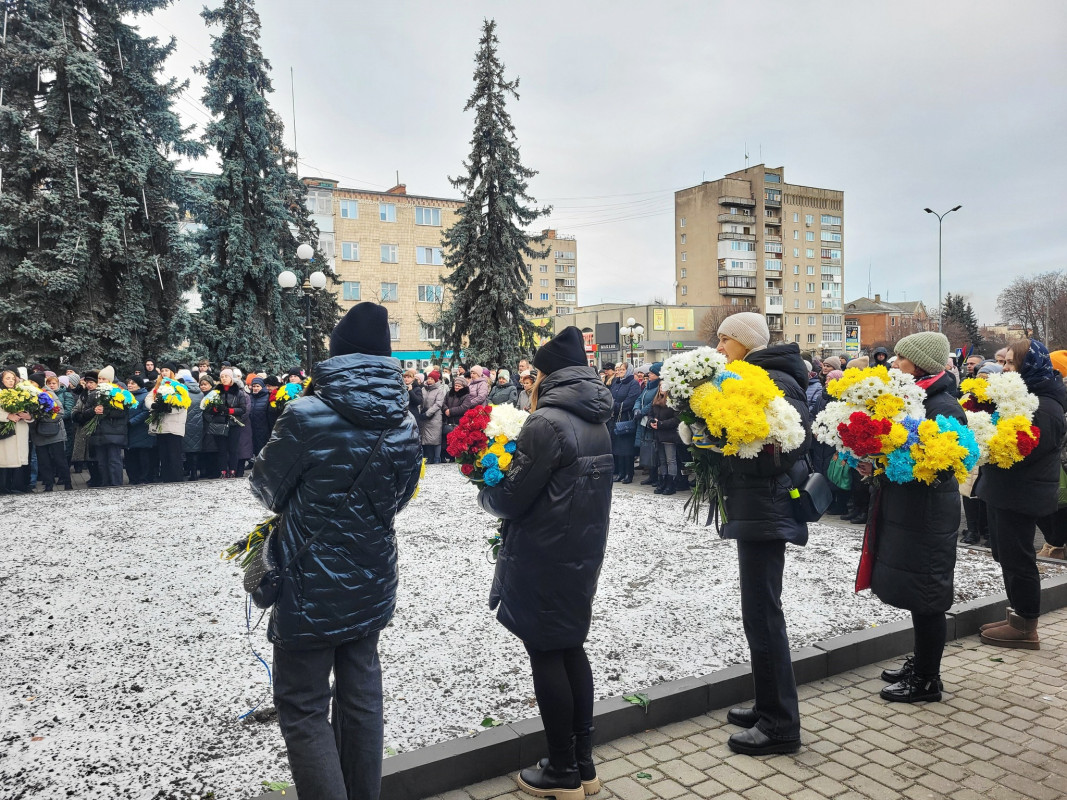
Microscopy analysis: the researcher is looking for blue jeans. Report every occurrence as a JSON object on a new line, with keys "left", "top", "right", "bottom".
{"left": 737, "top": 539, "right": 800, "bottom": 740}
{"left": 97, "top": 444, "right": 124, "bottom": 487}
{"left": 273, "top": 632, "right": 384, "bottom": 800}
{"left": 422, "top": 444, "right": 440, "bottom": 464}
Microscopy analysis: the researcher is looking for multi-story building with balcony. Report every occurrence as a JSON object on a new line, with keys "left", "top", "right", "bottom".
{"left": 674, "top": 166, "right": 845, "bottom": 355}
{"left": 302, "top": 178, "right": 577, "bottom": 367}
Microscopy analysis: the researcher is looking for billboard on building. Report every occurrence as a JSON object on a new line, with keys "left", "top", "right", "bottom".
{"left": 845, "top": 324, "right": 861, "bottom": 355}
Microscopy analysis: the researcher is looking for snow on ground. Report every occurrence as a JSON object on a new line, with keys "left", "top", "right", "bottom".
{"left": 1, "top": 464, "right": 1061, "bottom": 799}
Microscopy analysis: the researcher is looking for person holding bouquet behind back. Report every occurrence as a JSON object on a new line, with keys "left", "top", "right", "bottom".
{"left": 866, "top": 332, "right": 966, "bottom": 703}
{"left": 478, "top": 326, "right": 614, "bottom": 800}
{"left": 714, "top": 312, "right": 811, "bottom": 756}
{"left": 251, "top": 303, "right": 421, "bottom": 800}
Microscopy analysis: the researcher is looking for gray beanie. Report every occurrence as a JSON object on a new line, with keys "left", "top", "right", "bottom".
{"left": 977, "top": 361, "right": 1003, "bottom": 376}
{"left": 717, "top": 312, "right": 770, "bottom": 352}
{"left": 895, "top": 332, "right": 951, "bottom": 376}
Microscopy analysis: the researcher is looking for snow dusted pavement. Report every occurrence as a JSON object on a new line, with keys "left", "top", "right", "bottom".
{"left": 1, "top": 465, "right": 1060, "bottom": 799}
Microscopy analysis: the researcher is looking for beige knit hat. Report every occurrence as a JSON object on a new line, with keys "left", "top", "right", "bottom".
{"left": 823, "top": 356, "right": 842, "bottom": 370}
{"left": 846, "top": 355, "right": 869, "bottom": 370}
{"left": 895, "top": 332, "right": 951, "bottom": 375}
{"left": 98, "top": 365, "right": 115, "bottom": 383}
{"left": 717, "top": 312, "right": 770, "bottom": 352}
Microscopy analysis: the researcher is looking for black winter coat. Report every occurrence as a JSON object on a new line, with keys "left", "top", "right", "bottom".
{"left": 478, "top": 366, "right": 615, "bottom": 650}
{"left": 720, "top": 343, "right": 812, "bottom": 545}
{"left": 182, "top": 386, "right": 207, "bottom": 453}
{"left": 250, "top": 353, "right": 422, "bottom": 649}
{"left": 609, "top": 373, "right": 641, "bottom": 423}
{"left": 488, "top": 383, "right": 518, "bottom": 407}
{"left": 249, "top": 391, "right": 270, "bottom": 455}
{"left": 127, "top": 389, "right": 153, "bottom": 450}
{"left": 979, "top": 378, "right": 1067, "bottom": 518}
{"left": 73, "top": 390, "right": 129, "bottom": 447}
{"left": 870, "top": 371, "right": 966, "bottom": 614}
{"left": 650, "top": 401, "right": 682, "bottom": 445}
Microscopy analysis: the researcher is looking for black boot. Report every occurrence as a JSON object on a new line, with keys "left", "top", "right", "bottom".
{"left": 880, "top": 655, "right": 914, "bottom": 683}
{"left": 880, "top": 673, "right": 943, "bottom": 703}
{"left": 675, "top": 473, "right": 690, "bottom": 492}
{"left": 639, "top": 474, "right": 657, "bottom": 485}
{"left": 519, "top": 741, "right": 583, "bottom": 800}
{"left": 653, "top": 474, "right": 666, "bottom": 494}
{"left": 661, "top": 476, "right": 676, "bottom": 495}
{"left": 538, "top": 728, "right": 600, "bottom": 795}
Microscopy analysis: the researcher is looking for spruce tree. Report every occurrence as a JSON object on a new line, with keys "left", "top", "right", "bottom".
{"left": 942, "top": 293, "right": 982, "bottom": 349}
{"left": 193, "top": 0, "right": 339, "bottom": 372}
{"left": 439, "top": 19, "right": 550, "bottom": 369}
{"left": 0, "top": 0, "right": 202, "bottom": 369}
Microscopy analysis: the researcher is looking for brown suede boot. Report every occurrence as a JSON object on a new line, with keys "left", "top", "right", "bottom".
{"left": 1048, "top": 546, "right": 1066, "bottom": 560}
{"left": 979, "top": 608, "right": 1011, "bottom": 633}
{"left": 1036, "top": 543, "right": 1053, "bottom": 558}
{"left": 980, "top": 612, "right": 1040, "bottom": 650}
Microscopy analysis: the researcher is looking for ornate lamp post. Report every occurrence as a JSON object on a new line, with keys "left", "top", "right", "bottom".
{"left": 619, "top": 316, "right": 645, "bottom": 366}
{"left": 277, "top": 243, "right": 327, "bottom": 373}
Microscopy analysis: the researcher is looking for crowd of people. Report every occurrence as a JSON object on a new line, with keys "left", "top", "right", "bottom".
{"left": 0, "top": 359, "right": 310, "bottom": 493}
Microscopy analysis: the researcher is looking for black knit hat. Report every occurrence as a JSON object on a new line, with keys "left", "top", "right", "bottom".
{"left": 533, "top": 326, "right": 588, "bottom": 375}
{"left": 28, "top": 372, "right": 47, "bottom": 388}
{"left": 82, "top": 370, "right": 99, "bottom": 382}
{"left": 330, "top": 302, "right": 392, "bottom": 358}
{"left": 160, "top": 360, "right": 179, "bottom": 373}
{"left": 265, "top": 375, "right": 282, "bottom": 387}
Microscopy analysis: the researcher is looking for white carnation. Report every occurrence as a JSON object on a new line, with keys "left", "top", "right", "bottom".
{"left": 485, "top": 404, "right": 530, "bottom": 439}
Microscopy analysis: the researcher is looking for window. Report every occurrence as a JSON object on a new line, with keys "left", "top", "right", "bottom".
{"left": 681, "top": 285, "right": 688, "bottom": 296}
{"left": 318, "top": 235, "right": 335, "bottom": 260}
{"left": 388, "top": 321, "right": 400, "bottom": 340}
{"left": 766, "top": 189, "right": 781, "bottom": 201}
{"left": 793, "top": 282, "right": 800, "bottom": 292}
{"left": 680, "top": 268, "right": 687, "bottom": 278}
{"left": 416, "top": 246, "right": 443, "bottom": 265}
{"left": 821, "top": 231, "right": 843, "bottom": 242}
{"left": 568, "top": 265, "right": 576, "bottom": 273}
{"left": 823, "top": 331, "right": 844, "bottom": 343}
{"left": 807, "top": 265, "right": 815, "bottom": 275}
{"left": 556, "top": 265, "right": 566, "bottom": 273}
{"left": 823, "top": 314, "right": 842, "bottom": 326}
{"left": 807, "top": 282, "right": 815, "bottom": 293}
{"left": 420, "top": 323, "right": 443, "bottom": 341}
{"left": 793, "top": 230, "right": 799, "bottom": 240}
{"left": 379, "top": 203, "right": 396, "bottom": 222}
{"left": 305, "top": 189, "right": 332, "bottom": 215}
{"left": 341, "top": 241, "right": 360, "bottom": 261}
{"left": 680, "top": 217, "right": 687, "bottom": 227}
{"left": 539, "top": 264, "right": 548, "bottom": 273}
{"left": 792, "top": 212, "right": 799, "bottom": 222}
{"left": 793, "top": 265, "right": 800, "bottom": 274}
{"left": 806, "top": 248, "right": 815, "bottom": 258}
{"left": 821, "top": 214, "right": 842, "bottom": 225}
{"left": 805, "top": 231, "right": 815, "bottom": 241}
{"left": 764, "top": 259, "right": 781, "bottom": 271}
{"left": 342, "top": 281, "right": 360, "bottom": 301}
{"left": 805, "top": 214, "right": 814, "bottom": 224}
{"left": 891, "top": 316, "right": 897, "bottom": 327}
{"left": 807, "top": 333, "right": 816, "bottom": 344}
{"left": 680, "top": 234, "right": 686, "bottom": 244}
{"left": 681, "top": 252, "right": 687, "bottom": 261}
{"left": 807, "top": 299, "right": 816, "bottom": 309}
{"left": 794, "top": 299, "right": 800, "bottom": 309}
{"left": 415, "top": 206, "right": 441, "bottom": 226}
{"left": 795, "top": 334, "right": 801, "bottom": 343}
{"left": 765, "top": 173, "right": 781, "bottom": 183}
{"left": 380, "top": 244, "right": 398, "bottom": 263}
{"left": 380, "top": 282, "right": 398, "bottom": 302}
{"left": 339, "top": 199, "right": 358, "bottom": 219}
{"left": 793, "top": 248, "right": 800, "bottom": 257}
{"left": 540, "top": 292, "right": 550, "bottom": 301}
{"left": 808, "top": 315, "right": 816, "bottom": 326}
{"left": 794, "top": 316, "right": 800, "bottom": 325}
{"left": 417, "top": 284, "right": 443, "bottom": 303}
{"left": 731, "top": 241, "right": 756, "bottom": 251}
{"left": 540, "top": 278, "right": 548, "bottom": 287}
{"left": 765, "top": 243, "right": 782, "bottom": 253}
{"left": 527, "top": 292, "right": 533, "bottom": 300}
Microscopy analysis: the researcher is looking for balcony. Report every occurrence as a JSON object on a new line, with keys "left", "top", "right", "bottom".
{"left": 718, "top": 232, "right": 756, "bottom": 242}
{"left": 767, "top": 318, "right": 784, "bottom": 332}
{"left": 765, "top": 215, "right": 782, "bottom": 226}
{"left": 764, "top": 264, "right": 783, "bottom": 273}
{"left": 764, "top": 287, "right": 783, "bottom": 296}
{"left": 719, "top": 266, "right": 757, "bottom": 277}
{"left": 720, "top": 285, "right": 757, "bottom": 297}
{"left": 718, "top": 213, "right": 756, "bottom": 224}
{"left": 765, "top": 299, "right": 785, "bottom": 315}
{"left": 764, "top": 234, "right": 782, "bottom": 243}
{"left": 764, "top": 199, "right": 781, "bottom": 208}
{"left": 719, "top": 195, "right": 756, "bottom": 207}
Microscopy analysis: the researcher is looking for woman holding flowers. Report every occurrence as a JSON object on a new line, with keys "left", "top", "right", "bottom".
{"left": 145, "top": 361, "right": 189, "bottom": 483}
{"left": 207, "top": 368, "right": 249, "bottom": 478}
{"left": 978, "top": 339, "right": 1067, "bottom": 649}
{"left": 28, "top": 373, "right": 71, "bottom": 492}
{"left": 0, "top": 369, "right": 33, "bottom": 494}
{"left": 478, "top": 326, "right": 614, "bottom": 800}
{"left": 73, "top": 370, "right": 130, "bottom": 487}
{"left": 713, "top": 311, "right": 811, "bottom": 756}
{"left": 866, "top": 332, "right": 968, "bottom": 703}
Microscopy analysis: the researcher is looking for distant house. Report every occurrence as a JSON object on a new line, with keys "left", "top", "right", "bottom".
{"left": 843, "top": 295, "right": 930, "bottom": 350}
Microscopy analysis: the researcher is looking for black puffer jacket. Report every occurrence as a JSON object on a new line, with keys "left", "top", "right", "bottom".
{"left": 250, "top": 353, "right": 423, "bottom": 649}
{"left": 650, "top": 400, "right": 682, "bottom": 445}
{"left": 870, "top": 371, "right": 966, "bottom": 614}
{"left": 979, "top": 378, "right": 1067, "bottom": 518}
{"left": 73, "top": 390, "right": 129, "bottom": 447}
{"left": 720, "top": 343, "right": 812, "bottom": 545}
{"left": 478, "top": 366, "right": 615, "bottom": 650}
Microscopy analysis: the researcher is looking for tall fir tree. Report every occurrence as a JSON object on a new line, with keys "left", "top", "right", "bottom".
{"left": 438, "top": 19, "right": 550, "bottom": 368}
{"left": 194, "top": 0, "right": 339, "bottom": 372}
{"left": 942, "top": 292, "right": 982, "bottom": 348}
{"left": 0, "top": 0, "right": 203, "bottom": 368}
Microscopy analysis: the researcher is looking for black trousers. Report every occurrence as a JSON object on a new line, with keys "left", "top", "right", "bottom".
{"left": 737, "top": 539, "right": 800, "bottom": 741}
{"left": 224, "top": 432, "right": 243, "bottom": 474}
{"left": 911, "top": 612, "right": 946, "bottom": 677}
{"left": 125, "top": 448, "right": 152, "bottom": 485}
{"left": 36, "top": 442, "right": 70, "bottom": 488}
{"left": 97, "top": 444, "right": 124, "bottom": 486}
{"left": 157, "top": 433, "right": 184, "bottom": 482}
{"left": 1036, "top": 507, "right": 1067, "bottom": 548}
{"left": 524, "top": 643, "right": 595, "bottom": 754}
{"left": 849, "top": 473, "right": 869, "bottom": 516}
{"left": 962, "top": 496, "right": 989, "bottom": 540}
{"left": 988, "top": 506, "right": 1040, "bottom": 619}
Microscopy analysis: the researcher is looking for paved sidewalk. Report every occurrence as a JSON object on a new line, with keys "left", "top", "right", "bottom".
{"left": 434, "top": 607, "right": 1067, "bottom": 800}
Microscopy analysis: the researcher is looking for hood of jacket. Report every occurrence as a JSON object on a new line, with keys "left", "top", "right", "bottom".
{"left": 311, "top": 352, "right": 409, "bottom": 430}
{"left": 872, "top": 346, "right": 891, "bottom": 363}
{"left": 745, "top": 343, "right": 809, "bottom": 395}
{"left": 537, "top": 366, "right": 613, "bottom": 424}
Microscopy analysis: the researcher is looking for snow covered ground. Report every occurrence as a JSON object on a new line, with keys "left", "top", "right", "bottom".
{"left": 1, "top": 464, "right": 1061, "bottom": 799}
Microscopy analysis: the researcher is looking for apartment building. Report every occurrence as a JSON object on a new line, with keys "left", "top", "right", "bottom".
{"left": 674, "top": 165, "right": 845, "bottom": 356}
{"left": 526, "top": 230, "right": 579, "bottom": 316}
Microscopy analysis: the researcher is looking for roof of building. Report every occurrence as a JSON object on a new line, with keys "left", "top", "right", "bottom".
{"left": 844, "top": 297, "right": 926, "bottom": 315}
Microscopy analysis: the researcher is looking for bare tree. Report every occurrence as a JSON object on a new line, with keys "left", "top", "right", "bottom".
{"left": 698, "top": 306, "right": 738, "bottom": 344}
{"left": 997, "top": 274, "right": 1046, "bottom": 342}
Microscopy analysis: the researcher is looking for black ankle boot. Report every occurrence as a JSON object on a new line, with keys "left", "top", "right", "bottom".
{"left": 639, "top": 474, "right": 657, "bottom": 485}
{"left": 880, "top": 673, "right": 942, "bottom": 703}
{"left": 653, "top": 476, "right": 666, "bottom": 494}
{"left": 539, "top": 728, "right": 600, "bottom": 795}
{"left": 519, "top": 742, "right": 583, "bottom": 800}
{"left": 661, "top": 479, "right": 676, "bottom": 496}
{"left": 880, "top": 655, "right": 914, "bottom": 683}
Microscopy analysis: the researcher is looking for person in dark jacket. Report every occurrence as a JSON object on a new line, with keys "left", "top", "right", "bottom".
{"left": 487, "top": 369, "right": 519, "bottom": 406}
{"left": 249, "top": 377, "right": 271, "bottom": 459}
{"left": 979, "top": 339, "right": 1067, "bottom": 649}
{"left": 190, "top": 375, "right": 220, "bottom": 479}
{"left": 649, "top": 385, "right": 684, "bottom": 495}
{"left": 634, "top": 363, "right": 662, "bottom": 483}
{"left": 871, "top": 346, "right": 891, "bottom": 369}
{"left": 250, "top": 302, "right": 421, "bottom": 800}
{"left": 441, "top": 375, "right": 474, "bottom": 462}
{"left": 478, "top": 326, "right": 614, "bottom": 800}
{"left": 73, "top": 371, "right": 129, "bottom": 487}
{"left": 265, "top": 375, "right": 283, "bottom": 431}
{"left": 29, "top": 374, "right": 71, "bottom": 491}
{"left": 609, "top": 362, "right": 641, "bottom": 483}
{"left": 207, "top": 369, "right": 249, "bottom": 478}
{"left": 865, "top": 332, "right": 966, "bottom": 703}
{"left": 714, "top": 312, "right": 810, "bottom": 756}
{"left": 56, "top": 376, "right": 77, "bottom": 465}
{"left": 125, "top": 381, "right": 154, "bottom": 485}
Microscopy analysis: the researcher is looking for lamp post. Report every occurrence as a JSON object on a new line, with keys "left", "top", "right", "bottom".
{"left": 924, "top": 205, "right": 962, "bottom": 332}
{"left": 618, "top": 316, "right": 645, "bottom": 366}
{"left": 278, "top": 242, "right": 328, "bottom": 373}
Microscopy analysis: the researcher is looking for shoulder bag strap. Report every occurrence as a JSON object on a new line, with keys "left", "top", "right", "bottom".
{"left": 282, "top": 429, "right": 389, "bottom": 574}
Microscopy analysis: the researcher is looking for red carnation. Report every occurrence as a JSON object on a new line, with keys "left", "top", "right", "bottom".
{"left": 1016, "top": 427, "right": 1040, "bottom": 457}
{"left": 460, "top": 463, "right": 475, "bottom": 476}
{"left": 838, "top": 412, "right": 892, "bottom": 458}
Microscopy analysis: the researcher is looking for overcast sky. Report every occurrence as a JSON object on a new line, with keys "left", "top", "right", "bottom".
{"left": 136, "top": 0, "right": 1067, "bottom": 324}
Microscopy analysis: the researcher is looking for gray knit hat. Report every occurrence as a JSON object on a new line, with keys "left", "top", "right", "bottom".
{"left": 717, "top": 312, "right": 770, "bottom": 352}
{"left": 895, "top": 332, "right": 951, "bottom": 376}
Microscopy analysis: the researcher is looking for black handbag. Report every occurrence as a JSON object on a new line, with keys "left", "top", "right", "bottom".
{"left": 614, "top": 419, "right": 636, "bottom": 436}
{"left": 246, "top": 430, "right": 388, "bottom": 609}
{"left": 790, "top": 460, "right": 834, "bottom": 523}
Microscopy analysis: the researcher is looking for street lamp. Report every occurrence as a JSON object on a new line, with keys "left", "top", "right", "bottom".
{"left": 619, "top": 316, "right": 645, "bottom": 365}
{"left": 277, "top": 245, "right": 328, "bottom": 373}
{"left": 924, "top": 205, "right": 962, "bottom": 331}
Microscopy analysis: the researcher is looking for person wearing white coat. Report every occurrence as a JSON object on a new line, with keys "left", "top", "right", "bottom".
{"left": 0, "top": 369, "right": 32, "bottom": 493}
{"left": 145, "top": 361, "right": 189, "bottom": 483}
